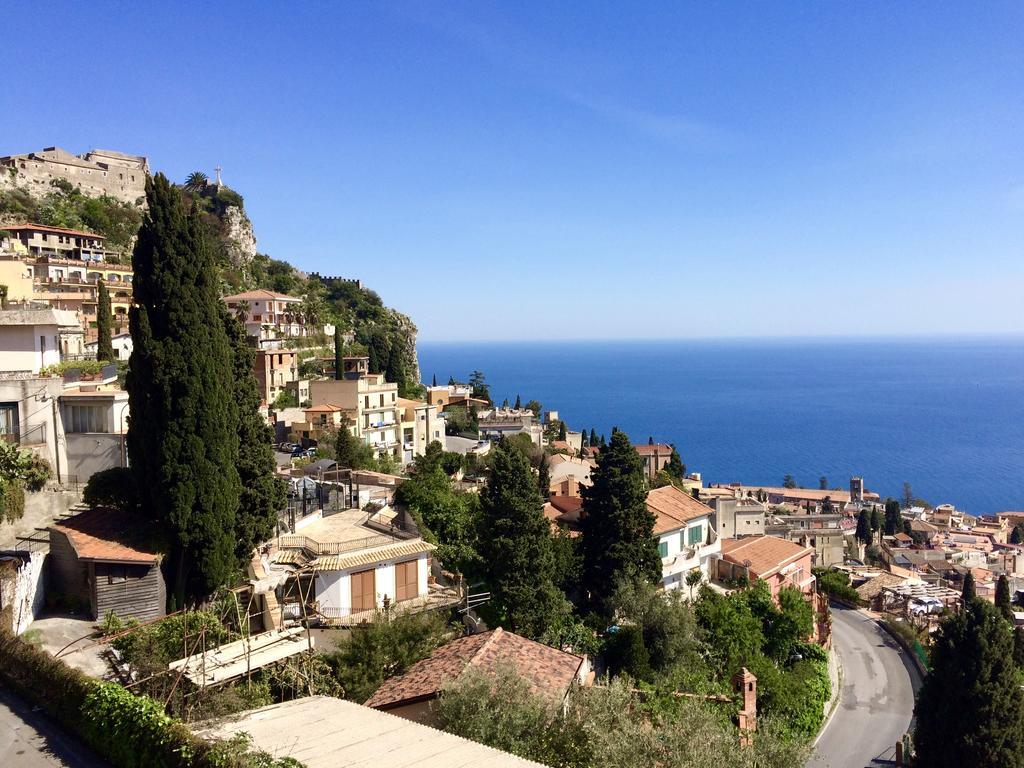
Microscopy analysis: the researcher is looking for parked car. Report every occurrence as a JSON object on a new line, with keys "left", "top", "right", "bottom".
{"left": 278, "top": 442, "right": 297, "bottom": 453}
{"left": 290, "top": 445, "right": 307, "bottom": 457}
{"left": 909, "top": 597, "right": 944, "bottom": 616}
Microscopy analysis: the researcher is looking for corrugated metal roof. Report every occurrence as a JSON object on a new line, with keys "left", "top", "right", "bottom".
{"left": 312, "top": 540, "right": 435, "bottom": 571}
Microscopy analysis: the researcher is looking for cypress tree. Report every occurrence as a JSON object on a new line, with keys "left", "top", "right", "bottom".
{"left": 336, "top": 416, "right": 370, "bottom": 470}
{"left": 666, "top": 447, "right": 686, "bottom": 480}
{"left": 914, "top": 599, "right": 1024, "bottom": 767}
{"left": 558, "top": 421, "right": 567, "bottom": 441}
{"left": 590, "top": 428, "right": 598, "bottom": 447}
{"left": 386, "top": 338, "right": 407, "bottom": 394}
{"left": 996, "top": 574, "right": 1013, "bottom": 620}
{"left": 962, "top": 571, "right": 977, "bottom": 601}
{"left": 537, "top": 452, "right": 550, "bottom": 497}
{"left": 871, "top": 506, "right": 883, "bottom": 533}
{"left": 1012, "top": 524, "right": 1024, "bottom": 546}
{"left": 126, "top": 174, "right": 240, "bottom": 604}
{"left": 514, "top": 394, "right": 521, "bottom": 410}
{"left": 432, "top": 373, "right": 437, "bottom": 387}
{"left": 333, "top": 325, "right": 343, "bottom": 380}
{"left": 224, "top": 309, "right": 286, "bottom": 563}
{"left": 95, "top": 280, "right": 114, "bottom": 362}
{"left": 856, "top": 509, "right": 872, "bottom": 544}
{"left": 477, "top": 440, "right": 565, "bottom": 638}
{"left": 883, "top": 498, "right": 902, "bottom": 536}
{"left": 580, "top": 430, "right": 661, "bottom": 619}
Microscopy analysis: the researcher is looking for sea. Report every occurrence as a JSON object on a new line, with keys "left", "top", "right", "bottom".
{"left": 418, "top": 337, "right": 1024, "bottom": 516}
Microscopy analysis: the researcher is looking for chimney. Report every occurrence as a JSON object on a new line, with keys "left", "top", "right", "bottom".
{"left": 733, "top": 667, "right": 757, "bottom": 746}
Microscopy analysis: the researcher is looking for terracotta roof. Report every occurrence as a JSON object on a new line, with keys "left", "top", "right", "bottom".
{"left": 6, "top": 222, "right": 105, "bottom": 239}
{"left": 304, "top": 404, "right": 344, "bottom": 413}
{"left": 222, "top": 289, "right": 300, "bottom": 302}
{"left": 635, "top": 444, "right": 673, "bottom": 456}
{"left": 396, "top": 397, "right": 428, "bottom": 410}
{"left": 550, "top": 496, "right": 583, "bottom": 516}
{"left": 647, "top": 485, "right": 712, "bottom": 535}
{"left": 50, "top": 507, "right": 160, "bottom": 565}
{"left": 720, "top": 535, "right": 811, "bottom": 578}
{"left": 856, "top": 573, "right": 909, "bottom": 601}
{"left": 312, "top": 540, "right": 435, "bottom": 572}
{"left": 365, "top": 628, "right": 583, "bottom": 710}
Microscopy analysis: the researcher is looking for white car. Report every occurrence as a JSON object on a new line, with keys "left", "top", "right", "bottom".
{"left": 909, "top": 597, "right": 944, "bottom": 616}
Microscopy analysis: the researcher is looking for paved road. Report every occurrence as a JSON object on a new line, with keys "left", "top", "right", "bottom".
{"left": 0, "top": 690, "right": 105, "bottom": 767}
{"left": 808, "top": 607, "right": 922, "bottom": 768}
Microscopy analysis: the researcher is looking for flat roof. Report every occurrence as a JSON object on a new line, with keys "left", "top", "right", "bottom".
{"left": 194, "top": 695, "right": 546, "bottom": 767}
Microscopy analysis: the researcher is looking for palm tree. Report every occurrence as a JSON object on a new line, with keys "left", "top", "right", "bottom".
{"left": 234, "top": 299, "right": 251, "bottom": 323}
{"left": 184, "top": 171, "right": 208, "bottom": 193}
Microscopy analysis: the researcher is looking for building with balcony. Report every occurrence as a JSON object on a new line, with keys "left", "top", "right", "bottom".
{"left": 222, "top": 289, "right": 314, "bottom": 348}
{"left": 717, "top": 535, "right": 816, "bottom": 602}
{"left": 0, "top": 375, "right": 64, "bottom": 480}
{"left": 647, "top": 485, "right": 721, "bottom": 595}
{"left": 397, "top": 397, "right": 443, "bottom": 465}
{"left": 3, "top": 223, "right": 113, "bottom": 261}
{"left": 309, "top": 357, "right": 403, "bottom": 460}
{"left": 271, "top": 506, "right": 458, "bottom": 626}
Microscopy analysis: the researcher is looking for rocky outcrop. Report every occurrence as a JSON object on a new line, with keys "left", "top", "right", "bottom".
{"left": 387, "top": 307, "right": 421, "bottom": 384}
{"left": 221, "top": 205, "right": 257, "bottom": 271}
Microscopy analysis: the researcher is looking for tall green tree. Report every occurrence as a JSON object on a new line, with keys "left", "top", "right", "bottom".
{"left": 996, "top": 574, "right": 1013, "bottom": 620}
{"left": 537, "top": 452, "right": 550, "bottom": 498}
{"left": 1011, "top": 524, "right": 1024, "bottom": 546}
{"left": 581, "top": 431, "right": 661, "bottom": 619}
{"left": 336, "top": 416, "right": 372, "bottom": 469}
{"left": 915, "top": 599, "right": 1024, "bottom": 767}
{"left": 962, "top": 571, "right": 977, "bottom": 601}
{"left": 883, "top": 498, "right": 902, "bottom": 536}
{"left": 126, "top": 174, "right": 241, "bottom": 604}
{"left": 665, "top": 447, "right": 686, "bottom": 481}
{"left": 477, "top": 441, "right": 566, "bottom": 638}
{"left": 855, "top": 509, "right": 872, "bottom": 544}
{"left": 782, "top": 474, "right": 796, "bottom": 489}
{"left": 589, "top": 428, "right": 598, "bottom": 447}
{"left": 514, "top": 394, "right": 521, "bottom": 410}
{"left": 223, "top": 310, "right": 286, "bottom": 563}
{"left": 333, "top": 326, "right": 343, "bottom": 380}
{"left": 386, "top": 336, "right": 407, "bottom": 394}
{"left": 95, "top": 280, "right": 114, "bottom": 362}
{"left": 870, "top": 506, "right": 883, "bottom": 533}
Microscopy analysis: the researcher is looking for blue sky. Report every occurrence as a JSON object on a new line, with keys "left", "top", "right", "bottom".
{"left": 6, "top": 2, "right": 1024, "bottom": 340}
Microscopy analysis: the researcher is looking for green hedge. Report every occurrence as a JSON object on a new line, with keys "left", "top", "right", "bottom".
{"left": 0, "top": 629, "right": 300, "bottom": 768}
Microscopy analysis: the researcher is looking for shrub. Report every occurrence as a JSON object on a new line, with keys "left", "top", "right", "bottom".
{"left": 814, "top": 568, "right": 863, "bottom": 606}
{"left": 603, "top": 625, "right": 653, "bottom": 682}
{"left": 23, "top": 455, "right": 51, "bottom": 491}
{"left": 0, "top": 478, "right": 26, "bottom": 524}
{"left": 83, "top": 466, "right": 138, "bottom": 512}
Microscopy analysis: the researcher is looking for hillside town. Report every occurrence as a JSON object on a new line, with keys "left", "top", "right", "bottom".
{"left": 0, "top": 147, "right": 1021, "bottom": 768}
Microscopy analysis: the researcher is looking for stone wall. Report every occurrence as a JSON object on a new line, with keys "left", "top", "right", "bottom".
{"left": 0, "top": 551, "right": 46, "bottom": 635}
{"left": 0, "top": 148, "right": 148, "bottom": 206}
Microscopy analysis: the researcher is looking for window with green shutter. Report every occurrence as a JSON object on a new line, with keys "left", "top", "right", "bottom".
{"left": 688, "top": 525, "right": 703, "bottom": 546}
{"left": 658, "top": 541, "right": 668, "bottom": 558}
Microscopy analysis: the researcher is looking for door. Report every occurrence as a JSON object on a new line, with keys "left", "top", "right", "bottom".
{"left": 350, "top": 569, "right": 376, "bottom": 613}
{"left": 395, "top": 559, "right": 419, "bottom": 602}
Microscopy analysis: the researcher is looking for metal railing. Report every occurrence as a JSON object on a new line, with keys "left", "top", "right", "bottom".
{"left": 0, "top": 423, "right": 47, "bottom": 445}
{"left": 278, "top": 532, "right": 400, "bottom": 556}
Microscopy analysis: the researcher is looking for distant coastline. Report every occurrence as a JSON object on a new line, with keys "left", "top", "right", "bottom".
{"left": 420, "top": 336, "right": 1024, "bottom": 514}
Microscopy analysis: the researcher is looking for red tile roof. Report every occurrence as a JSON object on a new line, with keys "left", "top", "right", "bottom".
{"left": 50, "top": 507, "right": 160, "bottom": 564}
{"left": 647, "top": 485, "right": 712, "bottom": 535}
{"left": 6, "top": 222, "right": 106, "bottom": 239}
{"left": 720, "top": 535, "right": 811, "bottom": 578}
{"left": 222, "top": 289, "right": 300, "bottom": 302}
{"left": 364, "top": 628, "right": 583, "bottom": 710}
{"left": 634, "top": 444, "right": 673, "bottom": 456}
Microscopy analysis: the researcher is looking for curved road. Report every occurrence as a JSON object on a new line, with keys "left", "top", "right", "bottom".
{"left": 808, "top": 607, "right": 922, "bottom": 768}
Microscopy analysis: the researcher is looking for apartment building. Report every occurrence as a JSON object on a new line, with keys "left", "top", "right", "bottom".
{"left": 0, "top": 308, "right": 84, "bottom": 373}
{"left": 222, "top": 289, "right": 312, "bottom": 348}
{"left": 309, "top": 357, "right": 402, "bottom": 460}
{"left": 397, "top": 397, "right": 443, "bottom": 465}
{"left": 4, "top": 223, "right": 112, "bottom": 261}
{"left": 254, "top": 348, "right": 301, "bottom": 405}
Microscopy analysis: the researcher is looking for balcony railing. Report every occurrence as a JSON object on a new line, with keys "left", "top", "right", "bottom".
{"left": 0, "top": 424, "right": 47, "bottom": 446}
{"left": 277, "top": 532, "right": 401, "bottom": 556}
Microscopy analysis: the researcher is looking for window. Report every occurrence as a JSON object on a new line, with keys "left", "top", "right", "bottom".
{"left": 108, "top": 567, "right": 127, "bottom": 584}
{"left": 65, "top": 404, "right": 108, "bottom": 433}
{"left": 364, "top": 396, "right": 370, "bottom": 409}
{"left": 688, "top": 525, "right": 703, "bottom": 546}
{"left": 0, "top": 403, "right": 19, "bottom": 439}
{"left": 658, "top": 541, "right": 668, "bottom": 558}
{"left": 395, "top": 559, "right": 418, "bottom": 601}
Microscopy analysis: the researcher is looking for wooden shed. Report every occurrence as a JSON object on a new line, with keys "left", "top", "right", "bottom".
{"left": 49, "top": 507, "right": 165, "bottom": 622}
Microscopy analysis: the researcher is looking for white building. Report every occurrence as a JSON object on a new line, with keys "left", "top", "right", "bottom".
{"left": 0, "top": 308, "right": 83, "bottom": 374}
{"left": 648, "top": 485, "right": 721, "bottom": 595}
{"left": 84, "top": 332, "right": 133, "bottom": 361}
{"left": 222, "top": 289, "right": 310, "bottom": 348}
{"left": 273, "top": 507, "right": 448, "bottom": 624}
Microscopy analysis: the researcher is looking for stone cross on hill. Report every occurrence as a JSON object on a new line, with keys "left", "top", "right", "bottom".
{"left": 214, "top": 165, "right": 223, "bottom": 187}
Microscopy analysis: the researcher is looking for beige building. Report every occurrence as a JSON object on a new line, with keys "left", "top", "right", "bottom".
{"left": 712, "top": 497, "right": 767, "bottom": 539}
{"left": 0, "top": 147, "right": 149, "bottom": 206}
{"left": 4, "top": 223, "right": 111, "bottom": 261}
{"left": 309, "top": 357, "right": 402, "bottom": 460}
{"left": 60, "top": 382, "right": 130, "bottom": 482}
{"left": 222, "top": 289, "right": 311, "bottom": 348}
{"left": 0, "top": 255, "right": 34, "bottom": 303}
{"left": 397, "top": 397, "right": 443, "bottom": 464}
{"left": 254, "top": 348, "right": 300, "bottom": 406}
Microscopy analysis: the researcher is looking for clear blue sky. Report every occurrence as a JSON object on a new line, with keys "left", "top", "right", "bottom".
{"left": 7, "top": 2, "right": 1024, "bottom": 340}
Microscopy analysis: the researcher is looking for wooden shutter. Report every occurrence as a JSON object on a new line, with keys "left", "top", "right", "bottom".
{"left": 350, "top": 569, "right": 376, "bottom": 612}
{"left": 395, "top": 559, "right": 419, "bottom": 602}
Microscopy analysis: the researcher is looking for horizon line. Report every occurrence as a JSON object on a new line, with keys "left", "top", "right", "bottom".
{"left": 417, "top": 331, "right": 1024, "bottom": 344}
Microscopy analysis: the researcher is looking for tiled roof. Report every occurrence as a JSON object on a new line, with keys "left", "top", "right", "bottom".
{"left": 720, "top": 535, "right": 811, "bottom": 578}
{"left": 6, "top": 222, "right": 105, "bottom": 239}
{"left": 312, "top": 540, "right": 435, "bottom": 571}
{"left": 647, "top": 485, "right": 712, "bottom": 534}
{"left": 304, "top": 404, "right": 344, "bottom": 413}
{"left": 365, "top": 628, "right": 583, "bottom": 710}
{"left": 51, "top": 507, "right": 160, "bottom": 564}
{"left": 222, "top": 289, "right": 300, "bottom": 302}
{"left": 635, "top": 444, "right": 673, "bottom": 456}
